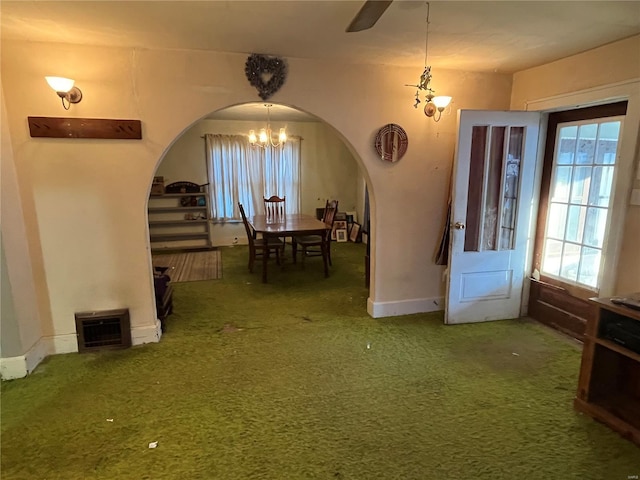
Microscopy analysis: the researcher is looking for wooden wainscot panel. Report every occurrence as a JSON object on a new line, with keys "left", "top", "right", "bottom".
{"left": 529, "top": 279, "right": 596, "bottom": 341}
{"left": 28, "top": 117, "right": 142, "bottom": 139}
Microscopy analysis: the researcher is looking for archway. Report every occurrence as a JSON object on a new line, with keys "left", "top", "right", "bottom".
{"left": 146, "top": 101, "right": 374, "bottom": 325}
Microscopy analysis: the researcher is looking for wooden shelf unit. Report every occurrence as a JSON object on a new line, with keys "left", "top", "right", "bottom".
{"left": 574, "top": 297, "right": 640, "bottom": 446}
{"left": 148, "top": 190, "right": 212, "bottom": 251}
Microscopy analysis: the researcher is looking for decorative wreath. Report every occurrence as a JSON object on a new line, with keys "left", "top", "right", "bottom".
{"left": 244, "top": 53, "right": 287, "bottom": 101}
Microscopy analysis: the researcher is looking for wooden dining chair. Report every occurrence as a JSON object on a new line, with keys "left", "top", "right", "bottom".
{"left": 264, "top": 195, "right": 286, "bottom": 219}
{"left": 293, "top": 199, "right": 339, "bottom": 266}
{"left": 238, "top": 203, "right": 284, "bottom": 273}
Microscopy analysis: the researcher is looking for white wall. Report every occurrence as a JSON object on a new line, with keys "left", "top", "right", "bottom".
{"left": 1, "top": 39, "right": 512, "bottom": 377}
{"left": 156, "top": 118, "right": 362, "bottom": 246}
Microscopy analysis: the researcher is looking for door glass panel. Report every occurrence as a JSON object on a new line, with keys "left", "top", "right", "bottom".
{"left": 540, "top": 116, "right": 623, "bottom": 290}
{"left": 596, "top": 122, "right": 620, "bottom": 164}
{"left": 576, "top": 124, "right": 597, "bottom": 164}
{"left": 547, "top": 203, "right": 567, "bottom": 239}
{"left": 500, "top": 127, "right": 523, "bottom": 250}
{"left": 560, "top": 243, "right": 581, "bottom": 282}
{"left": 483, "top": 127, "right": 505, "bottom": 251}
{"left": 551, "top": 166, "right": 572, "bottom": 202}
{"left": 584, "top": 207, "right": 607, "bottom": 248}
{"left": 464, "top": 126, "right": 488, "bottom": 252}
{"left": 542, "top": 239, "right": 563, "bottom": 276}
{"left": 565, "top": 205, "right": 585, "bottom": 243}
{"left": 588, "top": 166, "right": 614, "bottom": 206}
{"left": 557, "top": 125, "right": 577, "bottom": 164}
{"left": 578, "top": 247, "right": 601, "bottom": 287}
{"left": 570, "top": 166, "right": 592, "bottom": 205}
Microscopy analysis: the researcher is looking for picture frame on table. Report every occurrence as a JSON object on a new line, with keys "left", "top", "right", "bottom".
{"left": 349, "top": 222, "right": 361, "bottom": 242}
{"left": 336, "top": 229, "right": 348, "bottom": 243}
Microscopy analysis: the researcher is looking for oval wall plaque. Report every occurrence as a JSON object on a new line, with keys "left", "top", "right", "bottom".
{"left": 374, "top": 124, "right": 408, "bottom": 163}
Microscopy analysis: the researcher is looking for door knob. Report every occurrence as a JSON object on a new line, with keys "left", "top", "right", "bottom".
{"left": 454, "top": 222, "right": 466, "bottom": 230}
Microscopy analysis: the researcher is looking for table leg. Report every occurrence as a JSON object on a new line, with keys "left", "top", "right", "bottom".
{"left": 321, "top": 235, "right": 329, "bottom": 278}
{"left": 262, "top": 235, "right": 268, "bottom": 283}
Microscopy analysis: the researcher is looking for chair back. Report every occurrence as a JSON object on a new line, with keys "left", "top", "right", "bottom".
{"left": 323, "top": 200, "right": 339, "bottom": 228}
{"left": 264, "top": 195, "right": 286, "bottom": 219}
{"left": 238, "top": 203, "right": 255, "bottom": 246}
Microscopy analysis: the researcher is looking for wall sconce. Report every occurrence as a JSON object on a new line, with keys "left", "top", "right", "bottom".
{"left": 424, "top": 94, "right": 452, "bottom": 122}
{"left": 45, "top": 76, "right": 82, "bottom": 110}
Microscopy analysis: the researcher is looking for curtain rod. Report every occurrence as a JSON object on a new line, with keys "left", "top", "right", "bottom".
{"left": 200, "top": 134, "right": 303, "bottom": 140}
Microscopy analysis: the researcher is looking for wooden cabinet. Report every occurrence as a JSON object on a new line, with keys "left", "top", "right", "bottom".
{"left": 148, "top": 190, "right": 212, "bottom": 251}
{"left": 574, "top": 297, "right": 640, "bottom": 446}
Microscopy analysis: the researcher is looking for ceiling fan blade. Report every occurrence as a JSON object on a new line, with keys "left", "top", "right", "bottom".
{"left": 346, "top": 0, "right": 393, "bottom": 32}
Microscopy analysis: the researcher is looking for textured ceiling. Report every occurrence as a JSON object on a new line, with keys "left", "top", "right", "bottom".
{"left": 2, "top": 1, "right": 639, "bottom": 120}
{"left": 2, "top": 1, "right": 639, "bottom": 73}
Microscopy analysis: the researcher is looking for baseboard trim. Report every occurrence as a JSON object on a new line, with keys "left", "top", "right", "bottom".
{"left": 131, "top": 319, "right": 162, "bottom": 345}
{"left": 367, "top": 296, "right": 444, "bottom": 318}
{"left": 1, "top": 336, "right": 49, "bottom": 380}
{"left": 2, "top": 320, "right": 162, "bottom": 380}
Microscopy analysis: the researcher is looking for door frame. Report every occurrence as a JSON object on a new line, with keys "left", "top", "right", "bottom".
{"left": 523, "top": 79, "right": 640, "bottom": 304}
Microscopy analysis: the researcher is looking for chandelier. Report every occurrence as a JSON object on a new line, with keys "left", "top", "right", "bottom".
{"left": 248, "top": 104, "right": 287, "bottom": 148}
{"left": 406, "top": 2, "right": 452, "bottom": 122}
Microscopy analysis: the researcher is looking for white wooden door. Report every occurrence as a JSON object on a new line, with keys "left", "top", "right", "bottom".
{"left": 445, "top": 110, "right": 541, "bottom": 324}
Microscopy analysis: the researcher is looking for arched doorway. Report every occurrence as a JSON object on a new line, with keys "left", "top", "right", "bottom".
{"left": 146, "top": 102, "right": 373, "bottom": 325}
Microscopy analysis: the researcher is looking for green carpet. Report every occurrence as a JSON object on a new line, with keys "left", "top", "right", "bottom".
{"left": 2, "top": 243, "right": 639, "bottom": 479}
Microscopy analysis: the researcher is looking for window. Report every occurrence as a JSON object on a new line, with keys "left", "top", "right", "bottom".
{"left": 464, "top": 125, "right": 524, "bottom": 252}
{"left": 204, "top": 134, "right": 301, "bottom": 221}
{"left": 540, "top": 118, "right": 623, "bottom": 289}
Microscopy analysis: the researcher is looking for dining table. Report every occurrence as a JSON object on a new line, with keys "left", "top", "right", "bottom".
{"left": 249, "top": 213, "right": 330, "bottom": 283}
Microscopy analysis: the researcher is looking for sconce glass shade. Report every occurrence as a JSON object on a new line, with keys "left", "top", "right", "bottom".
{"left": 45, "top": 76, "right": 75, "bottom": 93}
{"left": 433, "top": 96, "right": 452, "bottom": 109}
{"left": 45, "top": 76, "right": 82, "bottom": 110}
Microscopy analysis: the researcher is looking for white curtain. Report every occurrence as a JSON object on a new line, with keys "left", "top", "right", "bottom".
{"left": 205, "top": 134, "right": 301, "bottom": 221}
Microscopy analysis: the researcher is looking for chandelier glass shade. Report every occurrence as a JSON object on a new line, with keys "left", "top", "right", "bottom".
{"left": 249, "top": 104, "right": 287, "bottom": 148}
{"left": 407, "top": 3, "right": 452, "bottom": 122}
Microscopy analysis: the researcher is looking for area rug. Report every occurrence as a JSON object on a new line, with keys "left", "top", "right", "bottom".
{"left": 152, "top": 249, "right": 222, "bottom": 282}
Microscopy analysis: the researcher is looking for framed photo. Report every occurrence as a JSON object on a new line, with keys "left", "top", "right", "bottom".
{"left": 335, "top": 211, "right": 347, "bottom": 221}
{"left": 349, "top": 222, "right": 361, "bottom": 242}
{"left": 333, "top": 220, "right": 348, "bottom": 231}
{"left": 336, "top": 229, "right": 348, "bottom": 243}
{"left": 345, "top": 211, "right": 356, "bottom": 225}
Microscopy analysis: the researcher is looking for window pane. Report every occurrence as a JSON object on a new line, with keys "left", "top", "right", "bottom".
{"left": 588, "top": 166, "right": 614, "bottom": 207}
{"left": 576, "top": 124, "right": 597, "bottom": 164}
{"left": 542, "top": 239, "right": 563, "bottom": 276}
{"left": 464, "top": 126, "right": 488, "bottom": 252}
{"left": 551, "top": 166, "right": 572, "bottom": 202}
{"left": 596, "top": 122, "right": 620, "bottom": 165}
{"left": 570, "top": 166, "right": 592, "bottom": 205}
{"left": 541, "top": 116, "right": 622, "bottom": 290}
{"left": 584, "top": 207, "right": 607, "bottom": 248}
{"left": 578, "top": 247, "right": 601, "bottom": 288}
{"left": 500, "top": 127, "right": 523, "bottom": 250}
{"left": 557, "top": 126, "right": 577, "bottom": 164}
{"left": 482, "top": 127, "right": 505, "bottom": 251}
{"left": 565, "top": 205, "right": 585, "bottom": 243}
{"left": 547, "top": 203, "right": 567, "bottom": 239}
{"left": 560, "top": 243, "right": 581, "bottom": 282}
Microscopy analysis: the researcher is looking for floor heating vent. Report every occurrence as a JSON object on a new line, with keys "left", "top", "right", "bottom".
{"left": 75, "top": 308, "right": 131, "bottom": 353}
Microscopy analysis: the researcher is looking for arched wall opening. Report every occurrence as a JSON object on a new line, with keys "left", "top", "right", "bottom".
{"left": 146, "top": 101, "right": 375, "bottom": 320}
